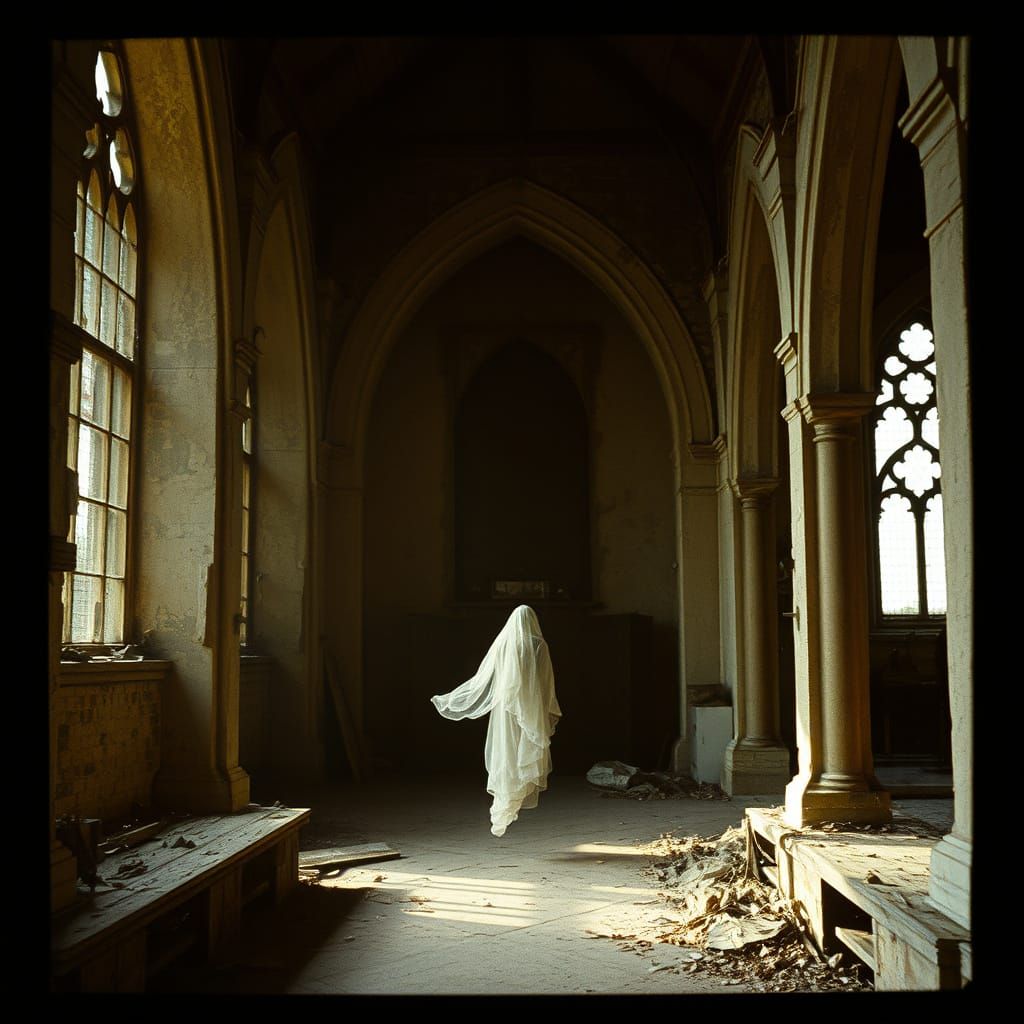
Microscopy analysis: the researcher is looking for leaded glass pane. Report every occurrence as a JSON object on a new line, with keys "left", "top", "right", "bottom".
{"left": 100, "top": 279, "right": 117, "bottom": 348}
{"left": 924, "top": 495, "right": 947, "bottom": 616}
{"left": 103, "top": 199, "right": 121, "bottom": 281}
{"left": 878, "top": 494, "right": 919, "bottom": 616}
{"left": 103, "top": 579, "right": 125, "bottom": 643}
{"left": 75, "top": 501, "right": 106, "bottom": 575}
{"left": 95, "top": 51, "right": 124, "bottom": 118}
{"left": 71, "top": 573, "right": 103, "bottom": 644}
{"left": 109, "top": 438, "right": 129, "bottom": 509}
{"left": 116, "top": 292, "right": 135, "bottom": 359}
{"left": 84, "top": 202, "right": 102, "bottom": 268}
{"left": 78, "top": 425, "right": 108, "bottom": 501}
{"left": 874, "top": 406, "right": 912, "bottom": 474}
{"left": 898, "top": 322, "right": 934, "bottom": 362}
{"left": 81, "top": 265, "right": 100, "bottom": 336}
{"left": 120, "top": 207, "right": 137, "bottom": 295}
{"left": 80, "top": 351, "right": 110, "bottom": 429}
{"left": 893, "top": 443, "right": 941, "bottom": 497}
{"left": 899, "top": 370, "right": 934, "bottom": 405}
{"left": 111, "top": 367, "right": 131, "bottom": 439}
{"left": 106, "top": 509, "right": 127, "bottom": 578}
{"left": 884, "top": 355, "right": 906, "bottom": 377}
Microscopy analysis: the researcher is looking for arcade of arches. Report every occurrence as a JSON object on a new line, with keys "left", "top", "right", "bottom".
{"left": 49, "top": 35, "right": 972, "bottom": 978}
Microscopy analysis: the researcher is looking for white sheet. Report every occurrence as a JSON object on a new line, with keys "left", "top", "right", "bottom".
{"left": 431, "top": 605, "right": 561, "bottom": 836}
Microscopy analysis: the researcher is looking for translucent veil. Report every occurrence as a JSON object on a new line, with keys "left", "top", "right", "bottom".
{"left": 431, "top": 605, "right": 561, "bottom": 836}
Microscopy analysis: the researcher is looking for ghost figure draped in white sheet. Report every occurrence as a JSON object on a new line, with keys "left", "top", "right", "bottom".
{"left": 431, "top": 605, "right": 561, "bottom": 836}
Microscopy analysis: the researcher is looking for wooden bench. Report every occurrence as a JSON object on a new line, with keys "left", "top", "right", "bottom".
{"left": 746, "top": 807, "right": 969, "bottom": 990}
{"left": 51, "top": 805, "right": 310, "bottom": 991}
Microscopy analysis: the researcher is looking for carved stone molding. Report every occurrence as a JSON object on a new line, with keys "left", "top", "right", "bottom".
{"left": 732, "top": 477, "right": 780, "bottom": 507}
{"left": 796, "top": 392, "right": 876, "bottom": 429}
{"left": 898, "top": 74, "right": 959, "bottom": 157}
{"left": 773, "top": 332, "right": 797, "bottom": 369}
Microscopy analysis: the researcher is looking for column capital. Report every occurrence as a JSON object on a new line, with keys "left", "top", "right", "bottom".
{"left": 689, "top": 436, "right": 726, "bottom": 464}
{"left": 732, "top": 477, "right": 780, "bottom": 506}
{"left": 796, "top": 392, "right": 876, "bottom": 433}
{"left": 898, "top": 73, "right": 960, "bottom": 159}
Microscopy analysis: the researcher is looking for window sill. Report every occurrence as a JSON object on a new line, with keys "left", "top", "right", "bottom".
{"left": 58, "top": 659, "right": 171, "bottom": 686}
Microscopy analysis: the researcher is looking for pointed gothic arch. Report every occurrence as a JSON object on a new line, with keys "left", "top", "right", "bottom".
{"left": 321, "top": 178, "right": 719, "bottom": 752}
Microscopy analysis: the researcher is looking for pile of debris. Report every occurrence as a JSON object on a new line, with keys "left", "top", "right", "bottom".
{"left": 631, "top": 825, "right": 871, "bottom": 992}
{"left": 586, "top": 760, "right": 729, "bottom": 801}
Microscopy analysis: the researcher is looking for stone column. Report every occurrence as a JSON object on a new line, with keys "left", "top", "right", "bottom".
{"left": 724, "top": 478, "right": 790, "bottom": 794}
{"left": 899, "top": 50, "right": 972, "bottom": 931}
{"left": 784, "top": 395, "right": 890, "bottom": 825}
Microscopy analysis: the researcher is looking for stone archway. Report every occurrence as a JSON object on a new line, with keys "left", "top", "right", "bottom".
{"left": 321, "top": 178, "right": 718, "bottom": 765}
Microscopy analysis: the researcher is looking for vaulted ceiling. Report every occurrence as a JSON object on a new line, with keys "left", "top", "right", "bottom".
{"left": 226, "top": 35, "right": 773, "bottom": 157}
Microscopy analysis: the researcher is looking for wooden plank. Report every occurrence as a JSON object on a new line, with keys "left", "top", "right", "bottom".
{"left": 79, "top": 932, "right": 147, "bottom": 992}
{"left": 274, "top": 831, "right": 300, "bottom": 904}
{"left": 53, "top": 807, "right": 310, "bottom": 962}
{"left": 206, "top": 868, "right": 242, "bottom": 961}
{"left": 834, "top": 926, "right": 877, "bottom": 972}
{"left": 299, "top": 843, "right": 401, "bottom": 869}
{"left": 100, "top": 819, "right": 167, "bottom": 853}
{"left": 747, "top": 808, "right": 968, "bottom": 963}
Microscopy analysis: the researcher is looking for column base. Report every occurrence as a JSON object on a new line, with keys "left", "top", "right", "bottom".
{"left": 51, "top": 839, "right": 79, "bottom": 914}
{"left": 784, "top": 774, "right": 891, "bottom": 827}
{"left": 152, "top": 765, "right": 251, "bottom": 814}
{"left": 927, "top": 832, "right": 971, "bottom": 931}
{"left": 723, "top": 740, "right": 790, "bottom": 795}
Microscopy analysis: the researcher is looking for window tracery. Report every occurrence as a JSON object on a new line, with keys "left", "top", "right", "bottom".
{"left": 873, "top": 319, "right": 945, "bottom": 618}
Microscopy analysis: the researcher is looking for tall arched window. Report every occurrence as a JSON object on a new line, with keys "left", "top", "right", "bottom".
{"left": 872, "top": 317, "right": 946, "bottom": 618}
{"left": 63, "top": 48, "right": 140, "bottom": 645}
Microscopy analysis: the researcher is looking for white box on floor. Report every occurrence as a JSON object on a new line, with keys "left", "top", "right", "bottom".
{"left": 689, "top": 705, "right": 733, "bottom": 785}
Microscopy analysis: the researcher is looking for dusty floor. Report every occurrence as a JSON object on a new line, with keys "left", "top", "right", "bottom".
{"left": 150, "top": 775, "right": 953, "bottom": 996}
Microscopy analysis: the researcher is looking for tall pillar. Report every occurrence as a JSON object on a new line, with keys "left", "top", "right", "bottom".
{"left": 899, "top": 46, "right": 971, "bottom": 931}
{"left": 784, "top": 395, "right": 890, "bottom": 826}
{"left": 724, "top": 479, "right": 790, "bottom": 794}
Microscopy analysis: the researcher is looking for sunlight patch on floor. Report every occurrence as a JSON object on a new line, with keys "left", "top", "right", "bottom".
{"left": 320, "top": 867, "right": 544, "bottom": 928}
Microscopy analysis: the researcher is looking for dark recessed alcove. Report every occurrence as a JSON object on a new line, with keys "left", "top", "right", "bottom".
{"left": 454, "top": 340, "right": 590, "bottom": 602}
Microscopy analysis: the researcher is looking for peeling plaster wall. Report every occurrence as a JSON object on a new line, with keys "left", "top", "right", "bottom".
{"left": 363, "top": 239, "right": 677, "bottom": 766}
{"left": 125, "top": 39, "right": 222, "bottom": 791}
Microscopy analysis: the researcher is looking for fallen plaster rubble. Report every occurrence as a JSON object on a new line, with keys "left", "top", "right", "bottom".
{"left": 592, "top": 823, "right": 872, "bottom": 992}
{"left": 586, "top": 760, "right": 729, "bottom": 801}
